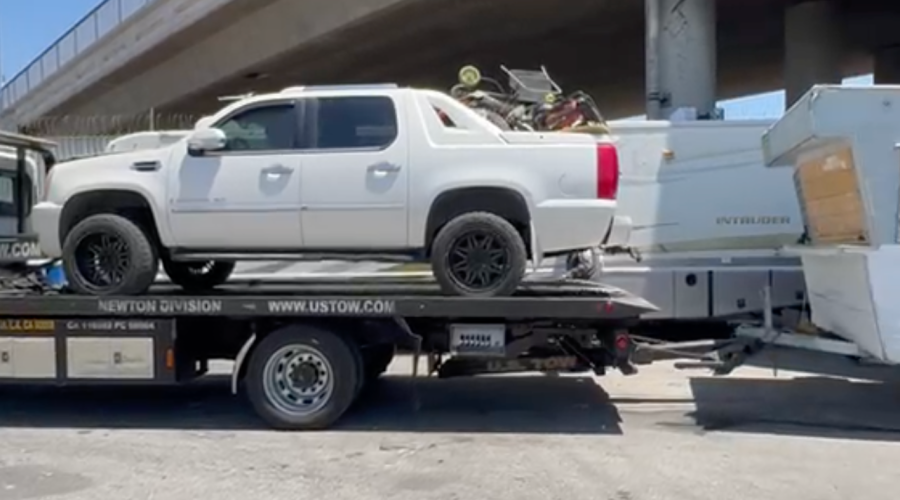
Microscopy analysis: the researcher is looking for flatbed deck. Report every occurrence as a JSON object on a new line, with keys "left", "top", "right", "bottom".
{"left": 0, "top": 278, "right": 657, "bottom": 319}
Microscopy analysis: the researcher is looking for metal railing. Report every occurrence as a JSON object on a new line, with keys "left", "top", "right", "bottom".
{"left": 0, "top": 0, "right": 158, "bottom": 113}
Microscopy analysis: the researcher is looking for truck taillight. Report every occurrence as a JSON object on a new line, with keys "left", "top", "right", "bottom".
{"left": 596, "top": 143, "right": 619, "bottom": 200}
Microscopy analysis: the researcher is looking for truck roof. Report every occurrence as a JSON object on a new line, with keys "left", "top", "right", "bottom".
{"left": 225, "top": 83, "right": 408, "bottom": 107}
{"left": 200, "top": 84, "right": 417, "bottom": 129}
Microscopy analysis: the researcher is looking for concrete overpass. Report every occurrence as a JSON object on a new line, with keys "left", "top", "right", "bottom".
{"left": 3, "top": 0, "right": 900, "bottom": 133}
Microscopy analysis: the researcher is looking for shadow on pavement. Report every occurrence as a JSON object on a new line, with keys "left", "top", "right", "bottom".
{"left": 685, "top": 372, "right": 900, "bottom": 442}
{"left": 0, "top": 374, "right": 623, "bottom": 435}
{"left": 343, "top": 374, "right": 622, "bottom": 433}
{"left": 743, "top": 346, "right": 900, "bottom": 384}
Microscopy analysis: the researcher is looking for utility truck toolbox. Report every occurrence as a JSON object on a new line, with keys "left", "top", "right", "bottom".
{"left": 761, "top": 85, "right": 900, "bottom": 364}
{"left": 33, "top": 84, "right": 620, "bottom": 298}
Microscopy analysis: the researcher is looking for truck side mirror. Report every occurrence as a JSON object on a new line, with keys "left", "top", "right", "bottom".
{"left": 187, "top": 128, "right": 227, "bottom": 156}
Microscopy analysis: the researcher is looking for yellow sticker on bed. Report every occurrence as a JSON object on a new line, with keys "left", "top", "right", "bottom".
{"left": 794, "top": 145, "right": 869, "bottom": 245}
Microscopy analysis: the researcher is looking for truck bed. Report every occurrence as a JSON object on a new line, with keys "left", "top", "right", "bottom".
{"left": 0, "top": 278, "right": 657, "bottom": 320}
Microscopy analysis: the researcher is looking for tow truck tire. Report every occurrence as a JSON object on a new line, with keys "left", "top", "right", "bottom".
{"left": 431, "top": 212, "right": 527, "bottom": 297}
{"left": 246, "top": 324, "right": 361, "bottom": 430}
{"left": 162, "top": 259, "right": 235, "bottom": 291}
{"left": 62, "top": 214, "right": 159, "bottom": 296}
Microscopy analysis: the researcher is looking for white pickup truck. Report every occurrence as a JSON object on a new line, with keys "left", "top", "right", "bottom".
{"left": 33, "top": 84, "right": 620, "bottom": 297}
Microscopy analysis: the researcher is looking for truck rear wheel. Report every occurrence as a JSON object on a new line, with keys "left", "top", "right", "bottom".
{"left": 162, "top": 259, "right": 235, "bottom": 291}
{"left": 245, "top": 324, "right": 361, "bottom": 430}
{"left": 431, "top": 212, "right": 527, "bottom": 297}
{"left": 62, "top": 214, "right": 158, "bottom": 296}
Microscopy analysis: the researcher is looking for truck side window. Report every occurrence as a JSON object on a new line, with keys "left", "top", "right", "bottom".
{"left": 216, "top": 104, "right": 296, "bottom": 151}
{"left": 314, "top": 96, "right": 397, "bottom": 150}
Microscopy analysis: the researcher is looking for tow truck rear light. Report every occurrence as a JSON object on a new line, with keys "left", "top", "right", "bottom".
{"left": 596, "top": 143, "right": 619, "bottom": 200}
{"left": 615, "top": 332, "right": 631, "bottom": 352}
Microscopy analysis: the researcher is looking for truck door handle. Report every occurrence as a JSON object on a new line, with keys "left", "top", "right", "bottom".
{"left": 131, "top": 161, "right": 161, "bottom": 172}
{"left": 262, "top": 165, "right": 292, "bottom": 175}
{"left": 368, "top": 162, "right": 401, "bottom": 175}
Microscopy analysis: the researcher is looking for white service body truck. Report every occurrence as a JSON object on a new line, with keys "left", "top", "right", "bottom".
{"left": 568, "top": 119, "right": 810, "bottom": 322}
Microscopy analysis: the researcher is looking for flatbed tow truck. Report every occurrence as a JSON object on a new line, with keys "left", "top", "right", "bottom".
{"left": 0, "top": 131, "right": 666, "bottom": 430}
{"left": 6, "top": 84, "right": 898, "bottom": 431}
{"left": 0, "top": 280, "right": 657, "bottom": 430}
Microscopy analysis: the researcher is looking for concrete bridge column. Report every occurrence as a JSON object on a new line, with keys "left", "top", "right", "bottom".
{"left": 784, "top": 0, "right": 842, "bottom": 108}
{"left": 645, "top": 0, "right": 717, "bottom": 120}
{"left": 874, "top": 46, "right": 900, "bottom": 84}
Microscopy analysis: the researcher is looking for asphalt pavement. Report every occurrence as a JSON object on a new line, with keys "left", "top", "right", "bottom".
{"left": 2, "top": 350, "right": 900, "bottom": 500}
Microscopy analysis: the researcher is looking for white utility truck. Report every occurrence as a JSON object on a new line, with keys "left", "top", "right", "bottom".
{"left": 32, "top": 85, "right": 621, "bottom": 298}
{"left": 555, "top": 119, "right": 809, "bottom": 324}
{"left": 649, "top": 85, "right": 900, "bottom": 374}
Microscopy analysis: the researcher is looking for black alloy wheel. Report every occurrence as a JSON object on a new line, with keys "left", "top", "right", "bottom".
{"left": 62, "top": 214, "right": 159, "bottom": 296}
{"left": 430, "top": 212, "right": 527, "bottom": 297}
{"left": 74, "top": 231, "right": 131, "bottom": 289}
{"left": 447, "top": 229, "right": 512, "bottom": 292}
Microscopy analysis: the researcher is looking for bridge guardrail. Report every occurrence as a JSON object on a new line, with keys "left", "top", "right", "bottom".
{"left": 0, "top": 0, "right": 156, "bottom": 113}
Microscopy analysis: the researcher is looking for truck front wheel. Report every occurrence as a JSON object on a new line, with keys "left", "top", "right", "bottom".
{"left": 245, "top": 324, "right": 361, "bottom": 430}
{"left": 62, "top": 214, "right": 159, "bottom": 295}
{"left": 431, "top": 212, "right": 527, "bottom": 297}
{"left": 162, "top": 259, "right": 235, "bottom": 292}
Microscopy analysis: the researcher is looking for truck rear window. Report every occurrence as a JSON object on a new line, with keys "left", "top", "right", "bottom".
{"left": 315, "top": 96, "right": 397, "bottom": 150}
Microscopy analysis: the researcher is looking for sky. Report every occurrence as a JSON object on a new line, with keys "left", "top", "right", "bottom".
{"left": 0, "top": 0, "right": 877, "bottom": 121}
{"left": 0, "top": 0, "right": 101, "bottom": 83}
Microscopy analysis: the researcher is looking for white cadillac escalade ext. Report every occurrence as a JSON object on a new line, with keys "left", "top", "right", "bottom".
{"left": 33, "top": 84, "right": 620, "bottom": 297}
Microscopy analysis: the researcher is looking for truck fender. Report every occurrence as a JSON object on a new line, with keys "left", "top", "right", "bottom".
{"left": 231, "top": 333, "right": 257, "bottom": 395}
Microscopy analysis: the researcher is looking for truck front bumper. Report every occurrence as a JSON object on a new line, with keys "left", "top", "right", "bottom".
{"left": 32, "top": 201, "right": 63, "bottom": 257}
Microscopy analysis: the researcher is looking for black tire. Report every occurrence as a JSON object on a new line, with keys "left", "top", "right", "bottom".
{"left": 351, "top": 338, "right": 367, "bottom": 398}
{"left": 245, "top": 324, "right": 361, "bottom": 430}
{"left": 430, "top": 211, "right": 527, "bottom": 297}
{"left": 162, "top": 259, "right": 235, "bottom": 292}
{"left": 62, "top": 214, "right": 158, "bottom": 296}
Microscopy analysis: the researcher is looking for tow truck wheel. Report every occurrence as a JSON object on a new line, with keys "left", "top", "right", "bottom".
{"left": 162, "top": 259, "right": 235, "bottom": 291}
{"left": 245, "top": 324, "right": 361, "bottom": 430}
{"left": 431, "top": 212, "right": 527, "bottom": 297}
{"left": 62, "top": 214, "right": 159, "bottom": 296}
